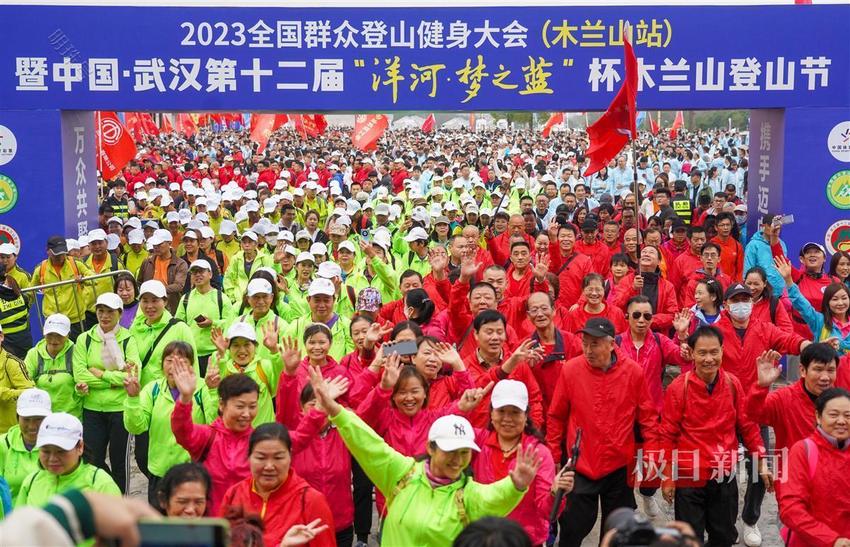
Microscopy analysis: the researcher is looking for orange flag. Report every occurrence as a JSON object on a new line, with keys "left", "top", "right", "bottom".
{"left": 95, "top": 111, "right": 137, "bottom": 180}
{"left": 352, "top": 115, "right": 389, "bottom": 152}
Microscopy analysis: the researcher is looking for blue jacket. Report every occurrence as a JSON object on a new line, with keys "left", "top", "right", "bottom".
{"left": 744, "top": 231, "right": 787, "bottom": 297}
{"left": 787, "top": 284, "right": 850, "bottom": 355}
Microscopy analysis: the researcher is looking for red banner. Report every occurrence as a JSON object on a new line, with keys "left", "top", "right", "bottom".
{"left": 669, "top": 111, "right": 684, "bottom": 139}
{"left": 352, "top": 114, "right": 389, "bottom": 152}
{"left": 542, "top": 112, "right": 564, "bottom": 138}
{"left": 159, "top": 114, "right": 173, "bottom": 133}
{"left": 95, "top": 111, "right": 137, "bottom": 180}
{"left": 139, "top": 113, "right": 160, "bottom": 136}
{"left": 250, "top": 114, "right": 276, "bottom": 154}
{"left": 422, "top": 113, "right": 435, "bottom": 133}
{"left": 649, "top": 112, "right": 661, "bottom": 136}
{"left": 273, "top": 114, "right": 289, "bottom": 130}
{"left": 123, "top": 113, "right": 145, "bottom": 143}
{"left": 176, "top": 113, "right": 197, "bottom": 138}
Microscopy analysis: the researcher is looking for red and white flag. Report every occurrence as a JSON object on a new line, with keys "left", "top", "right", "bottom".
{"left": 583, "top": 26, "right": 638, "bottom": 177}
{"left": 352, "top": 114, "right": 389, "bottom": 152}
{"left": 669, "top": 111, "right": 684, "bottom": 139}
{"left": 422, "top": 113, "right": 436, "bottom": 133}
{"left": 95, "top": 111, "right": 137, "bottom": 180}
{"left": 542, "top": 112, "right": 564, "bottom": 138}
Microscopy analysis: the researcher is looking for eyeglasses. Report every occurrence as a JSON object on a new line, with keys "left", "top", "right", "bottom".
{"left": 630, "top": 312, "right": 653, "bottom": 320}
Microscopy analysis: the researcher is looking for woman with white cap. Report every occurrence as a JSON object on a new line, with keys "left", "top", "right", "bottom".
{"left": 23, "top": 314, "right": 81, "bottom": 417}
{"left": 15, "top": 412, "right": 120, "bottom": 507}
{"left": 72, "top": 292, "right": 140, "bottom": 494}
{"left": 222, "top": 230, "right": 274, "bottom": 303}
{"left": 309, "top": 367, "right": 541, "bottom": 546}
{"left": 0, "top": 323, "right": 35, "bottom": 434}
{"left": 279, "top": 252, "right": 315, "bottom": 322}
{"left": 471, "top": 380, "right": 573, "bottom": 546}
{"left": 0, "top": 388, "right": 52, "bottom": 499}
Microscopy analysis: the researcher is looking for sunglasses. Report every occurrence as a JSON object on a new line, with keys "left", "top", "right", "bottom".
{"left": 630, "top": 312, "right": 653, "bottom": 320}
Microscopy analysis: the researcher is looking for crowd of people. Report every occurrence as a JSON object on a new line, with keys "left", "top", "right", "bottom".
{"left": 0, "top": 120, "right": 849, "bottom": 547}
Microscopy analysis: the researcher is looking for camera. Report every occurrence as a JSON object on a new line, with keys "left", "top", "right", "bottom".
{"left": 603, "top": 508, "right": 683, "bottom": 546}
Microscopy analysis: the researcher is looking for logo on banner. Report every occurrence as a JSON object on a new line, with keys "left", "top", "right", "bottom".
{"left": 0, "top": 174, "right": 18, "bottom": 213}
{"left": 0, "top": 125, "right": 17, "bottom": 166}
{"left": 100, "top": 116, "right": 124, "bottom": 146}
{"left": 0, "top": 224, "right": 21, "bottom": 253}
{"left": 826, "top": 170, "right": 850, "bottom": 209}
{"left": 824, "top": 220, "right": 850, "bottom": 254}
{"left": 828, "top": 121, "right": 850, "bottom": 162}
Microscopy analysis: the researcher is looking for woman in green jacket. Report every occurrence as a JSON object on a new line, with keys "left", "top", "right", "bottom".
{"left": 72, "top": 292, "right": 140, "bottom": 494}
{"left": 23, "top": 314, "right": 82, "bottom": 418}
{"left": 0, "top": 325, "right": 34, "bottom": 433}
{"left": 124, "top": 341, "right": 219, "bottom": 505}
{"left": 0, "top": 388, "right": 52, "bottom": 500}
{"left": 16, "top": 412, "right": 120, "bottom": 508}
{"left": 309, "top": 368, "right": 542, "bottom": 547}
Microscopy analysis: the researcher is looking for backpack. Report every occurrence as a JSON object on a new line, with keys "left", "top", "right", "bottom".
{"left": 140, "top": 318, "right": 181, "bottom": 370}
{"left": 34, "top": 350, "right": 73, "bottom": 381}
{"left": 182, "top": 289, "right": 224, "bottom": 320}
{"left": 151, "top": 381, "right": 206, "bottom": 417}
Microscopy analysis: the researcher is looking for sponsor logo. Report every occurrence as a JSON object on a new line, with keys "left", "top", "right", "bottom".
{"left": 824, "top": 220, "right": 850, "bottom": 254}
{"left": 0, "top": 174, "right": 17, "bottom": 214}
{"left": 827, "top": 121, "right": 850, "bottom": 163}
{"left": 826, "top": 170, "right": 850, "bottom": 209}
{"left": 0, "top": 125, "right": 17, "bottom": 166}
{"left": 0, "top": 224, "right": 21, "bottom": 253}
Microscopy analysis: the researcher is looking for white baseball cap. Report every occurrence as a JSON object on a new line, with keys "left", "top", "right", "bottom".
{"left": 338, "top": 240, "right": 356, "bottom": 253}
{"left": 17, "top": 388, "right": 52, "bottom": 417}
{"left": 139, "top": 280, "right": 167, "bottom": 299}
{"left": 296, "top": 252, "right": 316, "bottom": 264}
{"left": 241, "top": 230, "right": 258, "bottom": 242}
{"left": 404, "top": 227, "right": 429, "bottom": 242}
{"left": 87, "top": 229, "right": 107, "bottom": 242}
{"left": 219, "top": 220, "right": 238, "bottom": 236}
{"left": 308, "top": 278, "right": 336, "bottom": 297}
{"left": 284, "top": 245, "right": 298, "bottom": 256}
{"left": 165, "top": 211, "right": 180, "bottom": 223}
{"left": 295, "top": 229, "right": 311, "bottom": 241}
{"left": 199, "top": 226, "right": 215, "bottom": 239}
{"left": 36, "top": 412, "right": 83, "bottom": 450}
{"left": 428, "top": 415, "right": 480, "bottom": 452}
{"left": 95, "top": 292, "right": 123, "bottom": 311}
{"left": 310, "top": 242, "right": 328, "bottom": 256}
{"left": 127, "top": 229, "right": 145, "bottom": 245}
{"left": 189, "top": 259, "right": 212, "bottom": 272}
{"left": 0, "top": 243, "right": 17, "bottom": 255}
{"left": 491, "top": 380, "right": 529, "bottom": 411}
{"left": 246, "top": 278, "right": 273, "bottom": 297}
{"left": 226, "top": 322, "right": 257, "bottom": 343}
{"left": 317, "top": 261, "right": 342, "bottom": 280}
{"left": 43, "top": 314, "right": 71, "bottom": 337}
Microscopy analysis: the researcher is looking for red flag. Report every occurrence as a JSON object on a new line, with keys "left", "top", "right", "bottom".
{"left": 139, "top": 113, "right": 160, "bottom": 137}
{"left": 176, "top": 113, "right": 197, "bottom": 138}
{"left": 159, "top": 114, "right": 173, "bottom": 133}
{"left": 123, "top": 113, "right": 145, "bottom": 143}
{"left": 422, "top": 113, "right": 436, "bottom": 133}
{"left": 197, "top": 113, "right": 211, "bottom": 127}
{"left": 352, "top": 114, "right": 389, "bottom": 152}
{"left": 649, "top": 112, "right": 660, "bottom": 136}
{"left": 95, "top": 111, "right": 137, "bottom": 180}
{"left": 469, "top": 113, "right": 476, "bottom": 131}
{"left": 273, "top": 114, "right": 289, "bottom": 130}
{"left": 250, "top": 114, "right": 276, "bottom": 154}
{"left": 583, "top": 28, "right": 638, "bottom": 178}
{"left": 313, "top": 114, "right": 328, "bottom": 135}
{"left": 542, "top": 112, "right": 564, "bottom": 138}
{"left": 669, "top": 111, "right": 684, "bottom": 139}
{"left": 292, "top": 114, "right": 307, "bottom": 137}
{"left": 300, "top": 115, "right": 320, "bottom": 138}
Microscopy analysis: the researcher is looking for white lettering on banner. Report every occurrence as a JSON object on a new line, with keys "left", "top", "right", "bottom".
{"left": 52, "top": 57, "right": 83, "bottom": 91}
{"left": 447, "top": 21, "right": 471, "bottom": 49}
{"left": 305, "top": 20, "right": 332, "bottom": 48}
{"left": 247, "top": 20, "right": 275, "bottom": 48}
{"left": 277, "top": 21, "right": 302, "bottom": 48}
{"left": 240, "top": 58, "right": 273, "bottom": 92}
{"left": 729, "top": 57, "right": 761, "bottom": 91}
{"left": 390, "top": 21, "right": 415, "bottom": 48}
{"left": 88, "top": 58, "right": 119, "bottom": 91}
{"left": 206, "top": 58, "right": 238, "bottom": 92}
{"left": 757, "top": 119, "right": 772, "bottom": 216}
{"left": 695, "top": 57, "right": 724, "bottom": 91}
{"left": 800, "top": 56, "right": 831, "bottom": 90}
{"left": 418, "top": 21, "right": 445, "bottom": 49}
{"left": 502, "top": 20, "right": 528, "bottom": 48}
{"left": 361, "top": 20, "right": 388, "bottom": 48}
{"left": 133, "top": 58, "right": 166, "bottom": 92}
{"left": 74, "top": 126, "right": 84, "bottom": 155}
{"left": 637, "top": 58, "right": 655, "bottom": 91}
{"left": 313, "top": 59, "right": 344, "bottom": 92}
{"left": 333, "top": 20, "right": 359, "bottom": 48}
{"left": 15, "top": 57, "right": 49, "bottom": 90}
{"left": 658, "top": 57, "right": 690, "bottom": 91}
{"left": 276, "top": 61, "right": 309, "bottom": 90}
{"left": 473, "top": 19, "right": 501, "bottom": 49}
{"left": 74, "top": 125, "right": 89, "bottom": 235}
{"left": 169, "top": 58, "right": 203, "bottom": 91}
{"left": 766, "top": 57, "right": 794, "bottom": 90}
{"left": 588, "top": 57, "right": 621, "bottom": 92}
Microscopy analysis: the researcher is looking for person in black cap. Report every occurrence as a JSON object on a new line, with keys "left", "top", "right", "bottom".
{"left": 574, "top": 219, "right": 611, "bottom": 276}
{"left": 778, "top": 242, "right": 836, "bottom": 340}
{"left": 30, "top": 236, "right": 95, "bottom": 341}
{"left": 546, "top": 317, "right": 659, "bottom": 547}
{"left": 743, "top": 213, "right": 787, "bottom": 299}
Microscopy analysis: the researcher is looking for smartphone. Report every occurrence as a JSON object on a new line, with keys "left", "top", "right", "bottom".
{"left": 194, "top": 314, "right": 207, "bottom": 323}
{"left": 383, "top": 339, "right": 418, "bottom": 357}
{"left": 117, "top": 519, "right": 229, "bottom": 547}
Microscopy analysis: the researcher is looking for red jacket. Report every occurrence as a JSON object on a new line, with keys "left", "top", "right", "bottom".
{"left": 574, "top": 239, "right": 611, "bottom": 276}
{"left": 276, "top": 358, "right": 353, "bottom": 431}
{"left": 658, "top": 369, "right": 764, "bottom": 483}
{"left": 528, "top": 328, "right": 582, "bottom": 417}
{"left": 446, "top": 279, "right": 521, "bottom": 360}
{"left": 488, "top": 231, "right": 534, "bottom": 268}
{"left": 391, "top": 169, "right": 409, "bottom": 194}
{"left": 712, "top": 313, "right": 805, "bottom": 394}
{"left": 838, "top": 354, "right": 850, "bottom": 389}
{"left": 564, "top": 303, "right": 626, "bottom": 335}
{"left": 463, "top": 349, "right": 545, "bottom": 429}
{"left": 790, "top": 270, "right": 837, "bottom": 339}
{"left": 679, "top": 270, "right": 734, "bottom": 309}
{"left": 220, "top": 471, "right": 335, "bottom": 547}
{"left": 423, "top": 274, "right": 452, "bottom": 311}
{"left": 611, "top": 272, "right": 680, "bottom": 332}
{"left": 751, "top": 295, "right": 794, "bottom": 332}
{"left": 546, "top": 354, "right": 659, "bottom": 478}
{"left": 547, "top": 244, "right": 594, "bottom": 309}
{"left": 711, "top": 235, "right": 744, "bottom": 282}
{"left": 669, "top": 248, "right": 703, "bottom": 292}
{"left": 616, "top": 330, "right": 691, "bottom": 412}
{"left": 504, "top": 266, "right": 548, "bottom": 300}
{"left": 778, "top": 433, "right": 850, "bottom": 547}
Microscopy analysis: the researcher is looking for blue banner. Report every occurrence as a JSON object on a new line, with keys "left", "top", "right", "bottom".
{"left": 0, "top": 5, "right": 847, "bottom": 111}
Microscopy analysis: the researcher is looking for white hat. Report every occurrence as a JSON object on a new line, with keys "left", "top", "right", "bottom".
{"left": 127, "top": 229, "right": 145, "bottom": 245}
{"left": 36, "top": 412, "right": 83, "bottom": 450}
{"left": 280, "top": 191, "right": 294, "bottom": 202}
{"left": 226, "top": 322, "right": 257, "bottom": 343}
{"left": 310, "top": 242, "right": 328, "bottom": 256}
{"left": 295, "top": 229, "right": 311, "bottom": 241}
{"left": 263, "top": 198, "right": 277, "bottom": 213}
{"left": 278, "top": 230, "right": 294, "bottom": 243}
{"left": 165, "top": 211, "right": 180, "bottom": 223}
{"left": 296, "top": 252, "right": 316, "bottom": 264}
{"left": 17, "top": 388, "right": 52, "bottom": 418}
{"left": 106, "top": 234, "right": 120, "bottom": 252}
{"left": 78, "top": 236, "right": 90, "bottom": 248}
{"left": 284, "top": 245, "right": 298, "bottom": 256}
{"left": 404, "top": 227, "right": 429, "bottom": 242}
{"left": 372, "top": 231, "right": 392, "bottom": 251}
{"left": 428, "top": 415, "right": 480, "bottom": 452}
{"left": 0, "top": 243, "right": 17, "bottom": 255}
{"left": 189, "top": 259, "right": 212, "bottom": 272}
{"left": 199, "top": 227, "right": 215, "bottom": 239}
{"left": 154, "top": 229, "right": 173, "bottom": 243}
{"left": 87, "top": 229, "right": 107, "bottom": 242}
{"left": 241, "top": 230, "right": 258, "bottom": 242}
{"left": 308, "top": 278, "right": 336, "bottom": 297}
{"left": 338, "top": 240, "right": 356, "bottom": 253}
{"left": 125, "top": 217, "right": 142, "bottom": 230}
{"left": 220, "top": 220, "right": 238, "bottom": 236}
{"left": 65, "top": 239, "right": 80, "bottom": 252}
{"left": 43, "top": 313, "right": 71, "bottom": 337}
{"left": 244, "top": 201, "right": 260, "bottom": 213}
{"left": 292, "top": 188, "right": 305, "bottom": 197}
{"left": 95, "top": 292, "right": 123, "bottom": 310}
{"left": 106, "top": 216, "right": 123, "bottom": 226}
{"left": 375, "top": 203, "right": 390, "bottom": 216}
{"left": 491, "top": 380, "right": 529, "bottom": 411}
{"left": 317, "top": 261, "right": 342, "bottom": 279}
{"left": 479, "top": 208, "right": 493, "bottom": 217}
{"left": 246, "top": 278, "right": 273, "bottom": 297}
{"left": 139, "top": 280, "right": 167, "bottom": 299}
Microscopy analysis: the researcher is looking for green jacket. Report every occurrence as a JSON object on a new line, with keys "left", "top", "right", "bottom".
{"left": 232, "top": 310, "right": 287, "bottom": 361}
{"left": 278, "top": 284, "right": 310, "bottom": 323}
{"left": 16, "top": 461, "right": 120, "bottom": 508}
{"left": 30, "top": 257, "right": 95, "bottom": 323}
{"left": 24, "top": 339, "right": 83, "bottom": 418}
{"left": 72, "top": 326, "right": 140, "bottom": 413}
{"left": 0, "top": 425, "right": 40, "bottom": 499}
{"left": 283, "top": 315, "right": 353, "bottom": 362}
{"left": 0, "top": 349, "right": 34, "bottom": 433}
{"left": 219, "top": 354, "right": 282, "bottom": 426}
{"left": 83, "top": 254, "right": 126, "bottom": 309}
{"left": 129, "top": 311, "right": 198, "bottom": 386}
{"left": 124, "top": 378, "right": 218, "bottom": 477}
{"left": 329, "top": 409, "right": 525, "bottom": 546}
{"left": 222, "top": 251, "right": 274, "bottom": 303}
{"left": 175, "top": 288, "right": 236, "bottom": 357}
{"left": 121, "top": 248, "right": 149, "bottom": 278}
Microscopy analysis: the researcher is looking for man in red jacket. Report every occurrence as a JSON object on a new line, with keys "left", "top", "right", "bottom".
{"left": 612, "top": 246, "right": 679, "bottom": 332}
{"left": 488, "top": 214, "right": 532, "bottom": 267}
{"left": 669, "top": 225, "right": 707, "bottom": 292}
{"left": 547, "top": 223, "right": 594, "bottom": 310}
{"left": 659, "top": 326, "right": 772, "bottom": 547}
{"left": 679, "top": 242, "right": 735, "bottom": 308}
{"left": 574, "top": 219, "right": 611, "bottom": 276}
{"left": 546, "top": 317, "right": 659, "bottom": 547}
{"left": 504, "top": 241, "right": 550, "bottom": 300}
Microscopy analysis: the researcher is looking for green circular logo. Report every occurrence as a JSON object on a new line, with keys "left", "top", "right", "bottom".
{"left": 826, "top": 170, "right": 850, "bottom": 209}
{"left": 0, "top": 174, "right": 18, "bottom": 214}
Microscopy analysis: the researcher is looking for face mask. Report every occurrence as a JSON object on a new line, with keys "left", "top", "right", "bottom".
{"left": 728, "top": 301, "right": 753, "bottom": 320}
{"left": 735, "top": 214, "right": 746, "bottom": 225}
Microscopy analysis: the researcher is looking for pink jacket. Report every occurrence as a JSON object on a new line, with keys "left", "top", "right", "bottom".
{"left": 423, "top": 310, "right": 450, "bottom": 342}
{"left": 291, "top": 409, "right": 354, "bottom": 532}
{"left": 471, "top": 431, "right": 558, "bottom": 545}
{"left": 276, "top": 356, "right": 353, "bottom": 430}
{"left": 615, "top": 330, "right": 692, "bottom": 412}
